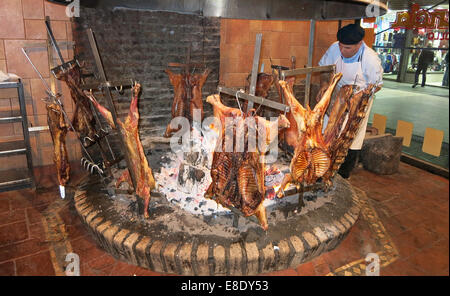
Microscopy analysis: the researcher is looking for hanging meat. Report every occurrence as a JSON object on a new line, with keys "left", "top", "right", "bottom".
{"left": 275, "top": 73, "right": 342, "bottom": 196}
{"left": 164, "top": 68, "right": 210, "bottom": 137}
{"left": 204, "top": 94, "right": 290, "bottom": 230}
{"left": 53, "top": 62, "right": 98, "bottom": 146}
{"left": 164, "top": 69, "right": 188, "bottom": 137}
{"left": 243, "top": 73, "right": 275, "bottom": 114}
{"left": 46, "top": 99, "right": 70, "bottom": 189}
{"left": 275, "top": 72, "right": 378, "bottom": 197}
{"left": 86, "top": 83, "right": 157, "bottom": 218}
{"left": 322, "top": 85, "right": 355, "bottom": 145}
{"left": 321, "top": 85, "right": 376, "bottom": 187}
{"left": 189, "top": 68, "right": 211, "bottom": 123}
{"left": 275, "top": 76, "right": 299, "bottom": 150}
{"left": 205, "top": 113, "right": 268, "bottom": 230}
{"left": 205, "top": 93, "right": 243, "bottom": 136}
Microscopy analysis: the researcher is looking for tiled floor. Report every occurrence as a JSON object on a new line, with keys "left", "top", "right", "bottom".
{"left": 0, "top": 161, "right": 448, "bottom": 276}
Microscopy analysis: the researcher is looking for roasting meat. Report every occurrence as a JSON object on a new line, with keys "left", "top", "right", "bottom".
{"left": 275, "top": 73, "right": 342, "bottom": 197}
{"left": 164, "top": 69, "right": 188, "bottom": 137}
{"left": 189, "top": 68, "right": 211, "bottom": 123}
{"left": 243, "top": 73, "right": 275, "bottom": 114}
{"left": 275, "top": 76, "right": 299, "bottom": 150}
{"left": 164, "top": 68, "right": 210, "bottom": 137}
{"left": 253, "top": 112, "right": 291, "bottom": 147}
{"left": 54, "top": 63, "right": 97, "bottom": 145}
{"left": 205, "top": 117, "right": 268, "bottom": 230}
{"left": 86, "top": 84, "right": 156, "bottom": 218}
{"left": 322, "top": 85, "right": 354, "bottom": 145}
{"left": 321, "top": 85, "right": 375, "bottom": 187}
{"left": 275, "top": 71, "right": 378, "bottom": 196}
{"left": 205, "top": 93, "right": 243, "bottom": 143}
{"left": 205, "top": 94, "right": 289, "bottom": 230}
{"left": 46, "top": 101, "right": 70, "bottom": 187}
{"left": 84, "top": 91, "right": 116, "bottom": 129}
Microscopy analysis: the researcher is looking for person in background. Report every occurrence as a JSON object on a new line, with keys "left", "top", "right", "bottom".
{"left": 412, "top": 43, "right": 435, "bottom": 88}
{"left": 442, "top": 51, "right": 449, "bottom": 87}
{"left": 318, "top": 24, "right": 383, "bottom": 179}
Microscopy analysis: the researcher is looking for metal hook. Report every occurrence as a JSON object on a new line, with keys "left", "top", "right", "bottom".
{"left": 255, "top": 97, "right": 264, "bottom": 114}
{"left": 235, "top": 90, "right": 243, "bottom": 113}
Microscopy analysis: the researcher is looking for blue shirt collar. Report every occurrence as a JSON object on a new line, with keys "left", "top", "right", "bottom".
{"left": 342, "top": 43, "right": 365, "bottom": 63}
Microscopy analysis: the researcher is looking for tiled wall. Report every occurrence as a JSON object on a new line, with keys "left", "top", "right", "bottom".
{"left": 0, "top": 0, "right": 80, "bottom": 170}
{"left": 219, "top": 19, "right": 373, "bottom": 87}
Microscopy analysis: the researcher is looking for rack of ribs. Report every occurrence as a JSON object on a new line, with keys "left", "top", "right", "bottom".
{"left": 321, "top": 85, "right": 376, "bottom": 187}
{"left": 275, "top": 73, "right": 342, "bottom": 196}
{"left": 205, "top": 94, "right": 290, "bottom": 230}
{"left": 86, "top": 83, "right": 156, "bottom": 218}
{"left": 46, "top": 100, "right": 70, "bottom": 188}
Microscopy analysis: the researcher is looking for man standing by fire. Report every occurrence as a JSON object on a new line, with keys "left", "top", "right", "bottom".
{"left": 318, "top": 23, "right": 383, "bottom": 179}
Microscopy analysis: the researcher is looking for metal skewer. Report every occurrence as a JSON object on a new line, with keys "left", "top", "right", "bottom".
{"left": 21, "top": 47, "right": 96, "bottom": 165}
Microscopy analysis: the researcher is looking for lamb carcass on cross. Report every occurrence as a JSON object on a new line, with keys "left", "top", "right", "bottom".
{"left": 85, "top": 83, "right": 156, "bottom": 218}
{"left": 275, "top": 72, "right": 378, "bottom": 197}
{"left": 205, "top": 94, "right": 290, "bottom": 230}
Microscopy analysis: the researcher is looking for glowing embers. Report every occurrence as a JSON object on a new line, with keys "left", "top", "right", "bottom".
{"left": 153, "top": 128, "right": 290, "bottom": 219}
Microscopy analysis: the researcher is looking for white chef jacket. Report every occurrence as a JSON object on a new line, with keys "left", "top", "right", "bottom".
{"left": 319, "top": 41, "right": 383, "bottom": 150}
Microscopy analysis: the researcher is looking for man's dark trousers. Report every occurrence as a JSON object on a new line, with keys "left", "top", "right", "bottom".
{"left": 414, "top": 64, "right": 428, "bottom": 87}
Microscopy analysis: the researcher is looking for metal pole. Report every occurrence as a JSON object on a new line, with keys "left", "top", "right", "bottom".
{"left": 45, "top": 16, "right": 65, "bottom": 65}
{"left": 247, "top": 33, "right": 262, "bottom": 111}
{"left": 305, "top": 19, "right": 316, "bottom": 108}
{"left": 397, "top": 29, "right": 413, "bottom": 83}
{"left": 86, "top": 29, "right": 137, "bottom": 189}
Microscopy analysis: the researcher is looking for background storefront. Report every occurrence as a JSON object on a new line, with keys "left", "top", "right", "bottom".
{"left": 366, "top": 4, "right": 449, "bottom": 172}
{"left": 372, "top": 7, "right": 449, "bottom": 87}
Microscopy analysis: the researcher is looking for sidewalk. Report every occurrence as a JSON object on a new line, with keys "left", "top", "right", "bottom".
{"left": 368, "top": 80, "right": 449, "bottom": 169}
{"left": 369, "top": 80, "right": 449, "bottom": 143}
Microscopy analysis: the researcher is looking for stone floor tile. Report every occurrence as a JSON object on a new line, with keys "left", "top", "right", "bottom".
{"left": 15, "top": 251, "right": 55, "bottom": 276}
{"left": 0, "top": 261, "right": 15, "bottom": 276}
{"left": 295, "top": 261, "right": 316, "bottom": 276}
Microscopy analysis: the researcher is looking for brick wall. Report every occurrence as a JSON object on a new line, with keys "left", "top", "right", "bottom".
{"left": 0, "top": 0, "right": 79, "bottom": 171}
{"left": 72, "top": 8, "right": 221, "bottom": 139}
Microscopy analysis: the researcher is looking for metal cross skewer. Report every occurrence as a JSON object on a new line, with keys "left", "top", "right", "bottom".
{"left": 22, "top": 47, "right": 104, "bottom": 199}
{"left": 21, "top": 48, "right": 97, "bottom": 165}
{"left": 45, "top": 18, "right": 117, "bottom": 164}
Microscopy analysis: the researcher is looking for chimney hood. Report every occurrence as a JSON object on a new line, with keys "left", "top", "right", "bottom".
{"left": 78, "top": 0, "right": 387, "bottom": 20}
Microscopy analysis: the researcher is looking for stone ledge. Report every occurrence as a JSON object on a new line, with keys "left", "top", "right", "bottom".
{"left": 74, "top": 176, "right": 361, "bottom": 275}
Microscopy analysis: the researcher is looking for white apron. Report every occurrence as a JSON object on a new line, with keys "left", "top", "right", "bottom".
{"left": 334, "top": 48, "right": 374, "bottom": 150}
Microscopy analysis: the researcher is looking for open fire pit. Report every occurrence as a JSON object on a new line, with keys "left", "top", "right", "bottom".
{"left": 64, "top": 2, "right": 383, "bottom": 276}
{"left": 73, "top": 137, "right": 361, "bottom": 275}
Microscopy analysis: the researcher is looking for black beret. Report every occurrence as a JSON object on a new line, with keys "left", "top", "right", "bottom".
{"left": 337, "top": 24, "right": 365, "bottom": 45}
